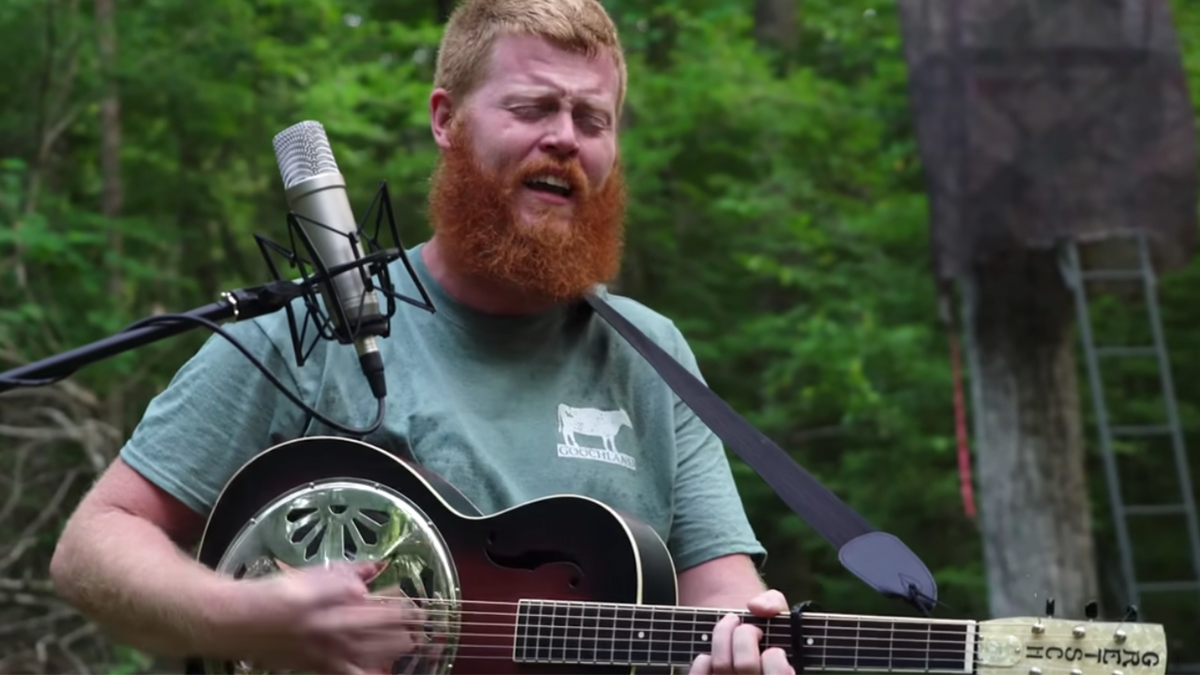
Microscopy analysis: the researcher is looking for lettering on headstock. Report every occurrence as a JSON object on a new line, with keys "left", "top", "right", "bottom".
{"left": 1025, "top": 645, "right": 1162, "bottom": 668}
{"left": 976, "top": 616, "right": 1168, "bottom": 675}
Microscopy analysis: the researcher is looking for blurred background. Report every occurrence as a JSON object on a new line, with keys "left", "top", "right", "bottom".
{"left": 2, "top": 0, "right": 1200, "bottom": 672}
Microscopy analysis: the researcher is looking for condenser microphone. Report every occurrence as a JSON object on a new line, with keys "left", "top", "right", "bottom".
{"left": 272, "top": 120, "right": 387, "bottom": 399}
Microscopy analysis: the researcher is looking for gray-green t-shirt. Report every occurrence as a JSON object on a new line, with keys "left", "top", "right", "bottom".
{"left": 120, "top": 243, "right": 765, "bottom": 573}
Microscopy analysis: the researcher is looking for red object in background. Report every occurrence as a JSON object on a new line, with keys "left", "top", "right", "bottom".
{"left": 947, "top": 325, "right": 976, "bottom": 520}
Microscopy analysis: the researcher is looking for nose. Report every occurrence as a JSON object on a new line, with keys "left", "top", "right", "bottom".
{"left": 538, "top": 112, "right": 580, "bottom": 158}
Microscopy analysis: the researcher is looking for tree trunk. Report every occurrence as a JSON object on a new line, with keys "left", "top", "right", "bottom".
{"left": 753, "top": 0, "right": 797, "bottom": 51}
{"left": 96, "top": 0, "right": 122, "bottom": 293}
{"left": 753, "top": 0, "right": 798, "bottom": 75}
{"left": 95, "top": 0, "right": 125, "bottom": 426}
{"left": 961, "top": 245, "right": 1099, "bottom": 619}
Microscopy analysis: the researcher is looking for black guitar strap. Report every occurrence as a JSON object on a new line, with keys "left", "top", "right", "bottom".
{"left": 583, "top": 292, "right": 939, "bottom": 615}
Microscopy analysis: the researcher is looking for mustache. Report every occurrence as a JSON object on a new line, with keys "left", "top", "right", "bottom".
{"left": 427, "top": 116, "right": 626, "bottom": 302}
{"left": 508, "top": 156, "right": 591, "bottom": 196}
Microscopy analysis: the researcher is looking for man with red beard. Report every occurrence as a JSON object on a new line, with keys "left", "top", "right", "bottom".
{"left": 47, "top": 1, "right": 793, "bottom": 674}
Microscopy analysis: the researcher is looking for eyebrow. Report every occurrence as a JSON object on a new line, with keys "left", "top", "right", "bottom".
{"left": 501, "top": 88, "right": 614, "bottom": 115}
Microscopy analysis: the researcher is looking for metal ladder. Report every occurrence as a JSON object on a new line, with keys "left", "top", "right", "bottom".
{"left": 1061, "top": 232, "right": 1200, "bottom": 666}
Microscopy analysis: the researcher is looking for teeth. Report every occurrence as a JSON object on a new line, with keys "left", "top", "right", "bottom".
{"left": 531, "top": 174, "right": 570, "bottom": 189}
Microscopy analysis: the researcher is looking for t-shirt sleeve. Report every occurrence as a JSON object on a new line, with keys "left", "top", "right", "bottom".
{"left": 119, "top": 319, "right": 312, "bottom": 517}
{"left": 663, "top": 324, "right": 768, "bottom": 573}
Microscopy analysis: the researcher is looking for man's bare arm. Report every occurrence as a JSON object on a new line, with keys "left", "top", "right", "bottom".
{"left": 49, "top": 457, "right": 243, "bottom": 656}
{"left": 677, "top": 554, "right": 769, "bottom": 609}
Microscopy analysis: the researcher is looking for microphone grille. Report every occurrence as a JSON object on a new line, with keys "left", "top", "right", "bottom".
{"left": 273, "top": 120, "right": 341, "bottom": 189}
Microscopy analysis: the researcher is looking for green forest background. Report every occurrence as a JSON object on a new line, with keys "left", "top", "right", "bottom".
{"left": 2, "top": 0, "right": 1200, "bottom": 672}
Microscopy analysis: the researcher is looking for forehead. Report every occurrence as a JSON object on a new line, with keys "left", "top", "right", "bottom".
{"left": 476, "top": 33, "right": 620, "bottom": 110}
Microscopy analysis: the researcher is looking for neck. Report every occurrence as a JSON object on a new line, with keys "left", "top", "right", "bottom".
{"left": 422, "top": 236, "right": 565, "bottom": 316}
{"left": 511, "top": 600, "right": 978, "bottom": 672}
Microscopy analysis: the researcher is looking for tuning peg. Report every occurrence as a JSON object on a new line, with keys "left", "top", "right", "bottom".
{"left": 1032, "top": 597, "right": 1054, "bottom": 634}
{"left": 1085, "top": 600, "right": 1098, "bottom": 620}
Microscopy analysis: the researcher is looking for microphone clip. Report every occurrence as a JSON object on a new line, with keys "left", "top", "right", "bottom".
{"left": 254, "top": 180, "right": 434, "bottom": 371}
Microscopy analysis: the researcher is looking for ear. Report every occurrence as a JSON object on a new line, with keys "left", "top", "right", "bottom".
{"left": 430, "top": 87, "right": 456, "bottom": 150}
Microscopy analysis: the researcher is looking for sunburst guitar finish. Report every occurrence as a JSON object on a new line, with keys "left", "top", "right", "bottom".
{"left": 185, "top": 436, "right": 1171, "bottom": 675}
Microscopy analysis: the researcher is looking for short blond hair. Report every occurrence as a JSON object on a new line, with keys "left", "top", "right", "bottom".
{"left": 434, "top": 0, "right": 627, "bottom": 113}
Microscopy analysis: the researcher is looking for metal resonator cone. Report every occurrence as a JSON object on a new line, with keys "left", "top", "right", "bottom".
{"left": 202, "top": 479, "right": 462, "bottom": 675}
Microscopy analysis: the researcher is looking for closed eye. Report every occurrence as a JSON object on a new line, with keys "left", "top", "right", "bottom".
{"left": 506, "top": 99, "right": 612, "bottom": 134}
{"left": 511, "top": 104, "right": 553, "bottom": 120}
{"left": 576, "top": 113, "right": 610, "bottom": 134}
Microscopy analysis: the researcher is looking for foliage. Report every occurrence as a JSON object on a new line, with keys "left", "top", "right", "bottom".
{"left": 0, "top": 0, "right": 1198, "bottom": 671}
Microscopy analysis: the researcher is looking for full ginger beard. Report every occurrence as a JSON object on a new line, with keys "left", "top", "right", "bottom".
{"left": 427, "top": 121, "right": 627, "bottom": 304}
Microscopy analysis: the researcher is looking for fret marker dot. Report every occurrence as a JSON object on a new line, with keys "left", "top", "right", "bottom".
{"left": 806, "top": 638, "right": 814, "bottom": 646}
{"left": 638, "top": 631, "right": 645, "bottom": 639}
{"left": 701, "top": 634, "right": 709, "bottom": 642}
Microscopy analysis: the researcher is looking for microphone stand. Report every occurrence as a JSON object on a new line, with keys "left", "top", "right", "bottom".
{"left": 0, "top": 280, "right": 307, "bottom": 394}
{"left": 0, "top": 181, "right": 434, "bottom": 398}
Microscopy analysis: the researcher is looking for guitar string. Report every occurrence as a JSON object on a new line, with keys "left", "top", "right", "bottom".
{"left": 359, "top": 597, "right": 1141, "bottom": 639}
{"left": 234, "top": 657, "right": 1157, "bottom": 675}
{"left": 347, "top": 605, "right": 1142, "bottom": 650}
{"left": 346, "top": 628, "right": 1146, "bottom": 652}
{"left": 339, "top": 620, "right": 984, "bottom": 646}
{"left": 357, "top": 615, "right": 979, "bottom": 645}
{"left": 217, "top": 642, "right": 1159, "bottom": 673}
{"left": 212, "top": 619, "right": 1157, "bottom": 673}
{"left": 369, "top": 631, "right": 1141, "bottom": 648}
{"left": 362, "top": 594, "right": 1136, "bottom": 627}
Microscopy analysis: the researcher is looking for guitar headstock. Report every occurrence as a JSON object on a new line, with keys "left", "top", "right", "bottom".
{"left": 977, "top": 612, "right": 1167, "bottom": 675}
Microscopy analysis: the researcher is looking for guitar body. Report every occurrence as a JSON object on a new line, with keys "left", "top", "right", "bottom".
{"left": 187, "top": 435, "right": 679, "bottom": 675}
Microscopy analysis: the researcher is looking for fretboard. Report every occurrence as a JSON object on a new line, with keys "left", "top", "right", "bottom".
{"left": 513, "top": 600, "right": 977, "bottom": 672}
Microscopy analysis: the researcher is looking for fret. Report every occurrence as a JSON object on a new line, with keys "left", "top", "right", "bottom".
{"left": 617, "top": 603, "right": 636, "bottom": 664}
{"left": 680, "top": 606, "right": 705, "bottom": 664}
{"left": 521, "top": 600, "right": 548, "bottom": 662}
{"left": 928, "top": 619, "right": 971, "bottom": 673}
{"left": 691, "top": 607, "right": 706, "bottom": 661}
{"left": 539, "top": 600, "right": 553, "bottom": 662}
{"left": 607, "top": 602, "right": 618, "bottom": 664}
{"left": 814, "top": 615, "right": 829, "bottom": 671}
{"left": 924, "top": 622, "right": 932, "bottom": 672}
{"left": 665, "top": 605, "right": 676, "bottom": 666}
{"left": 802, "top": 615, "right": 973, "bottom": 673}
{"left": 853, "top": 617, "right": 861, "bottom": 670}
{"left": 565, "top": 602, "right": 583, "bottom": 663}
{"left": 514, "top": 600, "right": 530, "bottom": 661}
{"left": 824, "top": 615, "right": 857, "bottom": 669}
{"left": 513, "top": 601, "right": 976, "bottom": 673}
{"left": 856, "top": 617, "right": 895, "bottom": 670}
{"left": 630, "top": 604, "right": 653, "bottom": 664}
{"left": 592, "top": 602, "right": 616, "bottom": 665}
{"left": 646, "top": 605, "right": 672, "bottom": 666}
{"left": 887, "top": 619, "right": 895, "bottom": 672}
{"left": 553, "top": 602, "right": 566, "bottom": 663}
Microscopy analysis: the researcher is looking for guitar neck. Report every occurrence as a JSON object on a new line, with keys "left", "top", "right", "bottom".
{"left": 512, "top": 600, "right": 978, "bottom": 672}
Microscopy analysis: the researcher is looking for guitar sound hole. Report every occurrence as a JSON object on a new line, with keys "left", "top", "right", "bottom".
{"left": 485, "top": 546, "right": 582, "bottom": 576}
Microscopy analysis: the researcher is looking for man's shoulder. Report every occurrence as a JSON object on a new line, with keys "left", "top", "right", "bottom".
{"left": 591, "top": 287, "right": 688, "bottom": 350}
